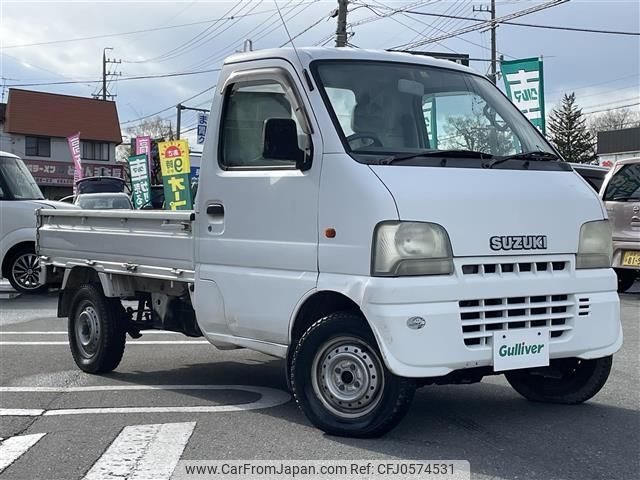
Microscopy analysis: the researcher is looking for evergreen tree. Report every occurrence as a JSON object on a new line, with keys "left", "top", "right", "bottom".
{"left": 547, "top": 93, "right": 595, "bottom": 163}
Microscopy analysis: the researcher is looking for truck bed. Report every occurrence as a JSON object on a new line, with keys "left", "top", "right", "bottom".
{"left": 37, "top": 209, "right": 195, "bottom": 283}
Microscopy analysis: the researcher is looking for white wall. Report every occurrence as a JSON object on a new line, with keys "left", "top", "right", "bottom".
{"left": 0, "top": 126, "right": 117, "bottom": 164}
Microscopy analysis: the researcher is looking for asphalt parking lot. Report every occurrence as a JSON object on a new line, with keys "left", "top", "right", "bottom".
{"left": 0, "top": 284, "right": 638, "bottom": 480}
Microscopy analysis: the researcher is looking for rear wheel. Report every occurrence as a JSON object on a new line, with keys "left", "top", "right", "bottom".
{"left": 291, "top": 312, "right": 415, "bottom": 437}
{"left": 505, "top": 356, "right": 613, "bottom": 404}
{"left": 615, "top": 269, "right": 636, "bottom": 293}
{"left": 68, "top": 284, "right": 126, "bottom": 374}
{"left": 6, "top": 245, "right": 45, "bottom": 294}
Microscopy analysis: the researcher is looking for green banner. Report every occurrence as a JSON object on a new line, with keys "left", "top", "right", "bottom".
{"left": 162, "top": 173, "right": 192, "bottom": 211}
{"left": 127, "top": 154, "right": 151, "bottom": 209}
{"left": 501, "top": 57, "right": 546, "bottom": 134}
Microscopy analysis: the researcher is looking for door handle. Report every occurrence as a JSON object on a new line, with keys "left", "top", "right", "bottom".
{"left": 206, "top": 203, "right": 224, "bottom": 216}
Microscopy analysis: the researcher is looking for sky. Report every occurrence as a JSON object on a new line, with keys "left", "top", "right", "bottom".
{"left": 0, "top": 0, "right": 638, "bottom": 149}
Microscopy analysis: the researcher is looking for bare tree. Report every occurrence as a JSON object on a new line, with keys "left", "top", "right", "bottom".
{"left": 117, "top": 117, "right": 174, "bottom": 163}
{"left": 588, "top": 108, "right": 640, "bottom": 138}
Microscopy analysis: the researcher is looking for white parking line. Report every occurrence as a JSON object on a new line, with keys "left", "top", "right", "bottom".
{"left": 0, "top": 385, "right": 291, "bottom": 416}
{"left": 0, "top": 340, "right": 209, "bottom": 345}
{"left": 83, "top": 422, "right": 195, "bottom": 480}
{"left": 0, "top": 433, "right": 46, "bottom": 473}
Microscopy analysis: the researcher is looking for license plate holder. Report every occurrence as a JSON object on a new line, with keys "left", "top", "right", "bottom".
{"left": 622, "top": 250, "right": 640, "bottom": 267}
{"left": 493, "top": 328, "right": 550, "bottom": 372}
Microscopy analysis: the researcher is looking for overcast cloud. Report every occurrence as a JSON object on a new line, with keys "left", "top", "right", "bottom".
{"left": 1, "top": 0, "right": 638, "bottom": 147}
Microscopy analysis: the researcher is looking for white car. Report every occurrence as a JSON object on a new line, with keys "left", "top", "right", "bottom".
{"left": 0, "top": 151, "right": 76, "bottom": 293}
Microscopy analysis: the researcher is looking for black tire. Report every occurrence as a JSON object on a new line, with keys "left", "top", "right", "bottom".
{"left": 615, "top": 269, "right": 637, "bottom": 293}
{"left": 290, "top": 312, "right": 416, "bottom": 438}
{"left": 505, "top": 356, "right": 613, "bottom": 405}
{"left": 68, "top": 284, "right": 126, "bottom": 374}
{"left": 5, "top": 245, "right": 46, "bottom": 294}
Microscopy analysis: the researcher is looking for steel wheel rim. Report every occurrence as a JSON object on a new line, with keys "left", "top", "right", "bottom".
{"left": 11, "top": 253, "right": 41, "bottom": 291}
{"left": 311, "top": 336, "right": 385, "bottom": 419}
{"left": 75, "top": 306, "right": 100, "bottom": 358}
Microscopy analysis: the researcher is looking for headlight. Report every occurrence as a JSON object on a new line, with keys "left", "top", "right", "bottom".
{"left": 372, "top": 221, "right": 453, "bottom": 276}
{"left": 577, "top": 220, "right": 612, "bottom": 269}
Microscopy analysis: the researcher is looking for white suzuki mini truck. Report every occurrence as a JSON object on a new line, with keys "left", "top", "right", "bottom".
{"left": 37, "top": 48, "right": 622, "bottom": 438}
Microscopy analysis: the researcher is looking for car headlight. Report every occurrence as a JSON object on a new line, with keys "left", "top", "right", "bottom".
{"left": 372, "top": 221, "right": 453, "bottom": 276}
{"left": 577, "top": 220, "right": 612, "bottom": 269}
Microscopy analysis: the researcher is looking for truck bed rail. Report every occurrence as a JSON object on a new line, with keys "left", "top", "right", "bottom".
{"left": 37, "top": 209, "right": 195, "bottom": 283}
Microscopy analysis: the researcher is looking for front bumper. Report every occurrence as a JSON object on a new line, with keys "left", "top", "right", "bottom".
{"left": 360, "top": 254, "right": 622, "bottom": 378}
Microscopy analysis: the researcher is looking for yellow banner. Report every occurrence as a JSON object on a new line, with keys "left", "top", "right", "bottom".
{"left": 158, "top": 140, "right": 191, "bottom": 176}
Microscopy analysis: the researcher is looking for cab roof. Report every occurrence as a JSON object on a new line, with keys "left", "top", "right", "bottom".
{"left": 224, "top": 47, "right": 473, "bottom": 74}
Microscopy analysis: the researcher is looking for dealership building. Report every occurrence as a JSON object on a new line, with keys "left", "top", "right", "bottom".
{"left": 0, "top": 89, "right": 123, "bottom": 199}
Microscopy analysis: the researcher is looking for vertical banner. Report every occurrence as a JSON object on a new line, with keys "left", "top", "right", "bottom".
{"left": 66, "top": 132, "right": 82, "bottom": 194}
{"left": 197, "top": 112, "right": 208, "bottom": 144}
{"left": 157, "top": 140, "right": 192, "bottom": 210}
{"left": 422, "top": 97, "right": 438, "bottom": 150}
{"left": 127, "top": 154, "right": 152, "bottom": 209}
{"left": 501, "top": 57, "right": 546, "bottom": 134}
{"left": 135, "top": 135, "right": 153, "bottom": 173}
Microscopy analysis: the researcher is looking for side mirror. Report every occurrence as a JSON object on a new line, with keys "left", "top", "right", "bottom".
{"left": 263, "top": 118, "right": 312, "bottom": 171}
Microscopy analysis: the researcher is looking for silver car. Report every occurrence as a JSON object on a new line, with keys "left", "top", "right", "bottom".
{"left": 600, "top": 157, "right": 640, "bottom": 292}
{"left": 61, "top": 192, "right": 133, "bottom": 210}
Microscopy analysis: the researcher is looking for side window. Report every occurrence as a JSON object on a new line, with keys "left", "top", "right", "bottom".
{"left": 220, "top": 80, "right": 310, "bottom": 168}
{"left": 25, "top": 136, "right": 51, "bottom": 157}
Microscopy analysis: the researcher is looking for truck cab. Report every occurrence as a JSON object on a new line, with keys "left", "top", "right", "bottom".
{"left": 38, "top": 48, "right": 622, "bottom": 438}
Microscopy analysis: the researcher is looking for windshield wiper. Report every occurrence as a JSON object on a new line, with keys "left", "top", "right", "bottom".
{"left": 484, "top": 150, "right": 559, "bottom": 169}
{"left": 379, "top": 149, "right": 493, "bottom": 165}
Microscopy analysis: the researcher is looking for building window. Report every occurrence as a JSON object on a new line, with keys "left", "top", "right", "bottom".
{"left": 25, "top": 136, "right": 51, "bottom": 157}
{"left": 81, "top": 141, "right": 111, "bottom": 161}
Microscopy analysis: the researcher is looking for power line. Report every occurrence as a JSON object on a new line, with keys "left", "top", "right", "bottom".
{"left": 125, "top": 1, "right": 252, "bottom": 64}
{"left": 0, "top": 6, "right": 304, "bottom": 50}
{"left": 393, "top": 0, "right": 570, "bottom": 50}
{"left": 121, "top": 85, "right": 217, "bottom": 126}
{"left": 348, "top": 1, "right": 514, "bottom": 58}
{"left": 403, "top": 9, "right": 640, "bottom": 35}
{"left": 185, "top": 0, "right": 309, "bottom": 71}
{"left": 583, "top": 102, "right": 640, "bottom": 115}
{"left": 6, "top": 68, "right": 221, "bottom": 88}
{"left": 280, "top": 9, "right": 332, "bottom": 47}
{"left": 579, "top": 97, "right": 640, "bottom": 111}
{"left": 546, "top": 73, "right": 640, "bottom": 95}
{"left": 367, "top": 1, "right": 462, "bottom": 56}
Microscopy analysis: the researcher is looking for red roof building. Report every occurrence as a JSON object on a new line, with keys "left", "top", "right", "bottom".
{"left": 0, "top": 89, "right": 124, "bottom": 198}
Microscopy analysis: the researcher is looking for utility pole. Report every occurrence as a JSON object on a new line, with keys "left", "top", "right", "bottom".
{"left": 176, "top": 104, "right": 182, "bottom": 140}
{"left": 335, "top": 0, "right": 348, "bottom": 47}
{"left": 96, "top": 47, "right": 121, "bottom": 101}
{"left": 474, "top": 0, "right": 497, "bottom": 84}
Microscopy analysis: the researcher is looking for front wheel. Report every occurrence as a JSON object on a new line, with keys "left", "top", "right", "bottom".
{"left": 290, "top": 312, "right": 415, "bottom": 438}
{"left": 68, "top": 284, "right": 126, "bottom": 374}
{"left": 505, "top": 356, "right": 613, "bottom": 404}
{"left": 6, "top": 245, "right": 46, "bottom": 294}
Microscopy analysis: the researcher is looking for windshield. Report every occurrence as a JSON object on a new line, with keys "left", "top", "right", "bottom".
{"left": 0, "top": 156, "right": 44, "bottom": 200}
{"left": 313, "top": 60, "right": 553, "bottom": 160}
{"left": 77, "top": 195, "right": 132, "bottom": 209}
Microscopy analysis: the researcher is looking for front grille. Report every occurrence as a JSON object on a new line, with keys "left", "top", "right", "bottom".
{"left": 459, "top": 294, "right": 576, "bottom": 348}
{"left": 461, "top": 260, "right": 568, "bottom": 276}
